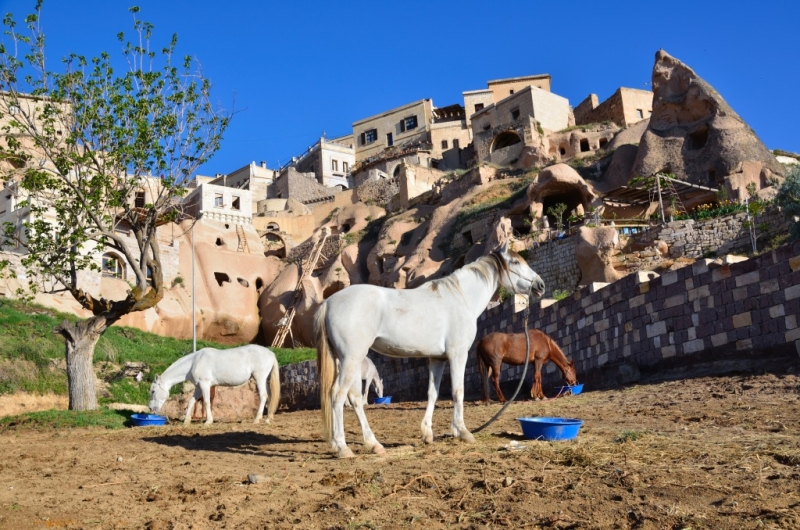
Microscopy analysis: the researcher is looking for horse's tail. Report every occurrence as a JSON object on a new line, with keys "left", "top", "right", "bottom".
{"left": 266, "top": 353, "right": 281, "bottom": 422}
{"left": 315, "top": 301, "right": 335, "bottom": 442}
{"left": 476, "top": 340, "right": 490, "bottom": 402}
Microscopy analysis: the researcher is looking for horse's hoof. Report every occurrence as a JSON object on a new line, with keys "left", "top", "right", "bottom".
{"left": 371, "top": 443, "right": 386, "bottom": 455}
{"left": 459, "top": 431, "right": 476, "bottom": 443}
{"left": 337, "top": 446, "right": 355, "bottom": 459}
{"left": 422, "top": 432, "right": 434, "bottom": 444}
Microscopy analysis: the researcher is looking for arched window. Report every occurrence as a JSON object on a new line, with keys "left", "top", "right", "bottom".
{"left": 101, "top": 253, "right": 125, "bottom": 279}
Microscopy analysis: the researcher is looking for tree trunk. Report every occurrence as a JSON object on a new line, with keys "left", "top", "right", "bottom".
{"left": 55, "top": 317, "right": 110, "bottom": 411}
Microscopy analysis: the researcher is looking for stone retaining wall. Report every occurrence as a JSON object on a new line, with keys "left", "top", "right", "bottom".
{"left": 526, "top": 238, "right": 581, "bottom": 296}
{"left": 277, "top": 240, "right": 800, "bottom": 411}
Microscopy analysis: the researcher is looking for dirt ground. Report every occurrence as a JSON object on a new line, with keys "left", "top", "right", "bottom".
{"left": 1, "top": 368, "right": 799, "bottom": 530}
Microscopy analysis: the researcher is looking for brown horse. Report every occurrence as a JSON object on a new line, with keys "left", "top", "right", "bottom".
{"left": 476, "top": 329, "right": 577, "bottom": 402}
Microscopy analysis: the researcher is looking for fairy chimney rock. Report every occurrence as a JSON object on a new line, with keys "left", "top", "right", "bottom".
{"left": 631, "top": 50, "right": 784, "bottom": 199}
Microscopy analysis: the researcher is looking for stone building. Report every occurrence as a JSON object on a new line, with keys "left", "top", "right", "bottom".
{"left": 195, "top": 161, "right": 276, "bottom": 214}
{"left": 353, "top": 99, "right": 434, "bottom": 163}
{"left": 292, "top": 136, "right": 355, "bottom": 190}
{"left": 463, "top": 74, "right": 552, "bottom": 129}
{"left": 268, "top": 167, "right": 335, "bottom": 205}
{"left": 183, "top": 181, "right": 254, "bottom": 227}
{"left": 574, "top": 87, "right": 653, "bottom": 127}
{"left": 471, "top": 85, "right": 572, "bottom": 165}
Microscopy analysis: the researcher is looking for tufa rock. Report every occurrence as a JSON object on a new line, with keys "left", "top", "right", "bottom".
{"left": 631, "top": 50, "right": 784, "bottom": 199}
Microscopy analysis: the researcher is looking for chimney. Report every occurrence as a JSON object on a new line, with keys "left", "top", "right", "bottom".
{"left": 260, "top": 161, "right": 266, "bottom": 168}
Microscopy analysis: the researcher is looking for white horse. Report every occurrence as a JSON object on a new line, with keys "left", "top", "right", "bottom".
{"left": 149, "top": 344, "right": 281, "bottom": 425}
{"left": 345, "top": 357, "right": 385, "bottom": 407}
{"left": 316, "top": 242, "right": 544, "bottom": 458}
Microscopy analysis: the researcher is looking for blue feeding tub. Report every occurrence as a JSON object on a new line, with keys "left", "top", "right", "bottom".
{"left": 518, "top": 417, "right": 584, "bottom": 441}
{"left": 130, "top": 413, "right": 168, "bottom": 427}
{"left": 372, "top": 396, "right": 392, "bottom": 405}
{"left": 554, "top": 383, "right": 584, "bottom": 396}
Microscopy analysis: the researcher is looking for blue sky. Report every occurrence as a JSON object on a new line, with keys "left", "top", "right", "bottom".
{"left": 1, "top": 0, "right": 798, "bottom": 177}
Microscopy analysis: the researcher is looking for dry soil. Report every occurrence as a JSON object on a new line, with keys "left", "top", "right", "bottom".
{"left": 1, "top": 369, "right": 799, "bottom": 529}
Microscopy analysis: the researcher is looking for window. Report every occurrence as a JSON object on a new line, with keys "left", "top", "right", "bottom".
{"left": 214, "top": 193, "right": 223, "bottom": 207}
{"left": 441, "top": 140, "right": 448, "bottom": 149}
{"left": 404, "top": 115, "right": 418, "bottom": 131}
{"left": 509, "top": 89, "right": 514, "bottom": 95}
{"left": 343, "top": 161, "right": 349, "bottom": 173}
{"left": 453, "top": 139, "right": 460, "bottom": 149}
{"left": 331, "top": 159, "right": 338, "bottom": 172}
{"left": 636, "top": 109, "right": 644, "bottom": 119}
{"left": 8, "top": 104, "right": 19, "bottom": 115}
{"left": 231, "top": 196, "right": 240, "bottom": 210}
{"left": 387, "top": 132, "right": 393, "bottom": 146}
{"left": 362, "top": 129, "right": 377, "bottom": 144}
{"left": 101, "top": 254, "right": 124, "bottom": 279}
{"left": 511, "top": 108, "right": 520, "bottom": 120}
{"left": 134, "top": 191, "right": 145, "bottom": 208}
{"left": 648, "top": 110, "right": 652, "bottom": 117}
{"left": 474, "top": 103, "right": 484, "bottom": 113}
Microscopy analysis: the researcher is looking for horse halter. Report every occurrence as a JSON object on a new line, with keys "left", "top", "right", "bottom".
{"left": 502, "top": 258, "right": 541, "bottom": 297}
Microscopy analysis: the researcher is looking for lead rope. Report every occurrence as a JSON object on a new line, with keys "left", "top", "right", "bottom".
{"left": 473, "top": 290, "right": 533, "bottom": 434}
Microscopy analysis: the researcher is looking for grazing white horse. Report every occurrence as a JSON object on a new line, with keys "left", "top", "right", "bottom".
{"left": 316, "top": 242, "right": 544, "bottom": 458}
{"left": 149, "top": 344, "right": 281, "bottom": 425}
{"left": 345, "top": 357, "right": 384, "bottom": 407}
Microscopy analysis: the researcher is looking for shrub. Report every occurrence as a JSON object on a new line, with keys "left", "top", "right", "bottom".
{"left": 775, "top": 166, "right": 800, "bottom": 239}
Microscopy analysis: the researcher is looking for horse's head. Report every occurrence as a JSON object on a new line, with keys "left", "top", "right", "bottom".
{"left": 564, "top": 360, "right": 578, "bottom": 386}
{"left": 149, "top": 375, "right": 169, "bottom": 413}
{"left": 497, "top": 242, "right": 545, "bottom": 297}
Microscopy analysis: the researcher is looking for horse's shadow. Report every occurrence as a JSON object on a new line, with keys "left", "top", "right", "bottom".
{"left": 141, "top": 430, "right": 319, "bottom": 458}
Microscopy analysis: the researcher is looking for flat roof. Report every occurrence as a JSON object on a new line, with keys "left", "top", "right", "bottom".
{"left": 462, "top": 89, "right": 492, "bottom": 96}
{"left": 487, "top": 73, "right": 550, "bottom": 85}
{"left": 352, "top": 99, "right": 430, "bottom": 127}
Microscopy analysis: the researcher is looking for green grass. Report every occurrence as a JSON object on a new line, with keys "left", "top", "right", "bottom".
{"left": 0, "top": 408, "right": 132, "bottom": 430}
{"left": 0, "top": 298, "right": 317, "bottom": 406}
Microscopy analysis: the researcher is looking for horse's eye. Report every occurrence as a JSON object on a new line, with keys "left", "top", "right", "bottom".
{"left": 510, "top": 259, "right": 518, "bottom": 265}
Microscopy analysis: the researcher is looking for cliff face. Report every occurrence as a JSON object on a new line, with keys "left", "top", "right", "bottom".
{"left": 631, "top": 50, "right": 784, "bottom": 198}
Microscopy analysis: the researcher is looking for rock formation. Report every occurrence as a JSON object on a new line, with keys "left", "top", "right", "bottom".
{"left": 527, "top": 164, "right": 598, "bottom": 224}
{"left": 575, "top": 226, "right": 622, "bottom": 285}
{"left": 631, "top": 50, "right": 784, "bottom": 199}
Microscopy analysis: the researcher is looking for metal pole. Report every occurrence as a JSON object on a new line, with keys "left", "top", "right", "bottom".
{"left": 191, "top": 220, "right": 196, "bottom": 353}
{"left": 656, "top": 174, "right": 666, "bottom": 225}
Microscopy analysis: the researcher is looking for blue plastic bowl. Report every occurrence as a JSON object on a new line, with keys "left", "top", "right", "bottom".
{"left": 518, "top": 417, "right": 584, "bottom": 441}
{"left": 372, "top": 396, "right": 392, "bottom": 405}
{"left": 130, "top": 413, "right": 168, "bottom": 427}
{"left": 554, "top": 384, "right": 584, "bottom": 396}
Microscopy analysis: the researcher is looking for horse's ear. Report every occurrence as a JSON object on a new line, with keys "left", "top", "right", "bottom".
{"left": 499, "top": 241, "right": 509, "bottom": 255}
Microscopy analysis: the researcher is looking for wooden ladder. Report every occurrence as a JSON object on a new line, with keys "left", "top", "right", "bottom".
{"left": 271, "top": 227, "right": 330, "bottom": 348}
{"left": 236, "top": 224, "right": 250, "bottom": 253}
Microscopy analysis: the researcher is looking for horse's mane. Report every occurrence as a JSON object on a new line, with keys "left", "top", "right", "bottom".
{"left": 426, "top": 250, "right": 508, "bottom": 295}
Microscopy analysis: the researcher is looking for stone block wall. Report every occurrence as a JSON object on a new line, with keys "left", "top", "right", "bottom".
{"left": 631, "top": 208, "right": 787, "bottom": 259}
{"left": 526, "top": 238, "right": 580, "bottom": 295}
{"left": 275, "top": 241, "right": 800, "bottom": 411}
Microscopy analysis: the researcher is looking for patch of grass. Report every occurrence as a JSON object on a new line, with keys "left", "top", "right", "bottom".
{"left": 0, "top": 408, "right": 132, "bottom": 430}
{"left": 0, "top": 298, "right": 317, "bottom": 405}
{"left": 615, "top": 430, "right": 645, "bottom": 443}
{"left": 552, "top": 289, "right": 570, "bottom": 301}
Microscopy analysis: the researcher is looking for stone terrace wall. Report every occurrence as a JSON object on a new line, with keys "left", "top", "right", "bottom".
{"left": 276, "top": 241, "right": 800, "bottom": 410}
{"left": 526, "top": 238, "right": 580, "bottom": 295}
{"left": 631, "top": 208, "right": 786, "bottom": 259}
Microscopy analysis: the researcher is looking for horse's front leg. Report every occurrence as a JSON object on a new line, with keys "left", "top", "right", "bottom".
{"left": 421, "top": 359, "right": 445, "bottom": 444}
{"left": 200, "top": 382, "right": 214, "bottom": 424}
{"left": 531, "top": 360, "right": 545, "bottom": 400}
{"left": 184, "top": 387, "right": 202, "bottom": 425}
{"left": 331, "top": 361, "right": 363, "bottom": 458}
{"left": 448, "top": 352, "right": 475, "bottom": 443}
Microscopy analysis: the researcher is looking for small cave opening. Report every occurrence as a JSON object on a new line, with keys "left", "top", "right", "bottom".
{"left": 215, "top": 238, "right": 224, "bottom": 246}
{"left": 323, "top": 281, "right": 346, "bottom": 299}
{"left": 599, "top": 138, "right": 608, "bottom": 149}
{"left": 542, "top": 190, "right": 585, "bottom": 231}
{"left": 214, "top": 272, "right": 230, "bottom": 286}
{"left": 237, "top": 277, "right": 249, "bottom": 287}
{"left": 687, "top": 125, "right": 709, "bottom": 151}
{"left": 559, "top": 146, "right": 567, "bottom": 156}
{"left": 224, "top": 224, "right": 230, "bottom": 229}
{"left": 341, "top": 223, "right": 351, "bottom": 233}
{"left": 579, "top": 138, "right": 590, "bottom": 152}
{"left": 490, "top": 131, "right": 522, "bottom": 152}
{"left": 462, "top": 230, "right": 474, "bottom": 245}
{"left": 262, "top": 233, "right": 286, "bottom": 259}
{"left": 255, "top": 277, "right": 264, "bottom": 291}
